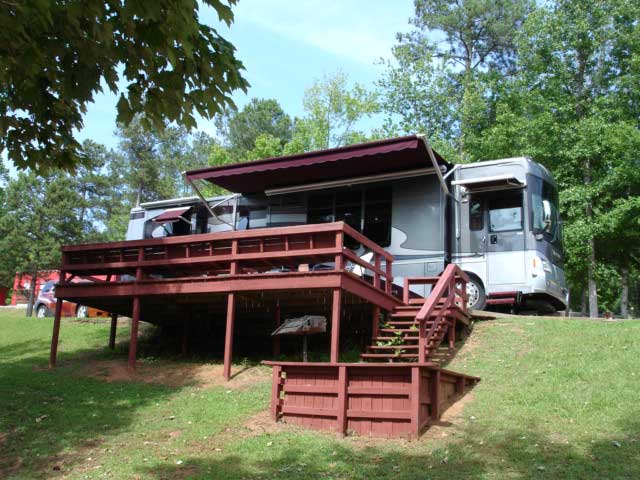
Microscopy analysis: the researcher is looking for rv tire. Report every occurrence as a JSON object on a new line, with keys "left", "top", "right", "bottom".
{"left": 465, "top": 274, "right": 486, "bottom": 311}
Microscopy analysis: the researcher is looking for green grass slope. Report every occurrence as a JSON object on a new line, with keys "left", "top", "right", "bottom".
{"left": 0, "top": 309, "right": 638, "bottom": 479}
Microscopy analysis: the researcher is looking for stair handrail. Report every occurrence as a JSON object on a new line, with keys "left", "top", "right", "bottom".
{"left": 414, "top": 264, "right": 469, "bottom": 362}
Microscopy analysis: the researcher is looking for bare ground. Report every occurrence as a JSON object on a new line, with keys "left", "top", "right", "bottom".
{"left": 78, "top": 359, "right": 270, "bottom": 389}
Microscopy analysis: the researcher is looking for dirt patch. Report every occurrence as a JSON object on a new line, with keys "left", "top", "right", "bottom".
{"left": 79, "top": 360, "right": 270, "bottom": 389}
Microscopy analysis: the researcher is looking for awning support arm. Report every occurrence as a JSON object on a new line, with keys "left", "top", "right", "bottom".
{"left": 418, "top": 134, "right": 451, "bottom": 197}
{"left": 184, "top": 175, "right": 237, "bottom": 230}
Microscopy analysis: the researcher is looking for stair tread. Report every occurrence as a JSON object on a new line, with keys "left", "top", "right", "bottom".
{"left": 369, "top": 345, "right": 420, "bottom": 350}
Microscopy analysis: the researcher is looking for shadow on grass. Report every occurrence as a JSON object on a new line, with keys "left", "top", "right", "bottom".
{"left": 138, "top": 417, "right": 640, "bottom": 480}
{"left": 0, "top": 324, "right": 185, "bottom": 478}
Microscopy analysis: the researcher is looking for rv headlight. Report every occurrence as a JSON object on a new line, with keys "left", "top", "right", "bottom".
{"left": 532, "top": 256, "right": 552, "bottom": 277}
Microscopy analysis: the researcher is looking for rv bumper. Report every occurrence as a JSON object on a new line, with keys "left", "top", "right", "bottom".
{"left": 526, "top": 253, "right": 569, "bottom": 309}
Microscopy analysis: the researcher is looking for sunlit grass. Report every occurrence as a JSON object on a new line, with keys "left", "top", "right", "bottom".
{"left": 1, "top": 309, "right": 638, "bottom": 479}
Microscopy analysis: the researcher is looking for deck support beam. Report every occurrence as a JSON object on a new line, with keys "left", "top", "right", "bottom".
{"left": 430, "top": 369, "right": 441, "bottom": 420}
{"left": 48, "top": 298, "right": 63, "bottom": 368}
{"left": 108, "top": 313, "right": 117, "bottom": 350}
{"left": 330, "top": 288, "right": 342, "bottom": 363}
{"left": 371, "top": 305, "right": 380, "bottom": 343}
{"left": 128, "top": 296, "right": 140, "bottom": 370}
{"left": 223, "top": 292, "right": 236, "bottom": 380}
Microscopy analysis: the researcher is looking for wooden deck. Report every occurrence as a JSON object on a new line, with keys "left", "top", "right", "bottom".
{"left": 264, "top": 361, "right": 479, "bottom": 439}
{"left": 50, "top": 222, "right": 399, "bottom": 378}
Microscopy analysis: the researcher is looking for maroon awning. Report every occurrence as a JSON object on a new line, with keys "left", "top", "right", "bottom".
{"left": 185, "top": 135, "right": 448, "bottom": 193}
{"left": 152, "top": 207, "right": 191, "bottom": 223}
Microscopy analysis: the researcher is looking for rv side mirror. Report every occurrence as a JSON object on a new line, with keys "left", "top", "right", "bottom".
{"left": 542, "top": 199, "right": 552, "bottom": 231}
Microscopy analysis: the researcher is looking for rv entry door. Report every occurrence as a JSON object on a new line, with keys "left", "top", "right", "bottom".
{"left": 485, "top": 190, "right": 526, "bottom": 287}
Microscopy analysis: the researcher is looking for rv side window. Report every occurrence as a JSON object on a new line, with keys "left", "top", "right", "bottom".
{"left": 335, "top": 190, "right": 362, "bottom": 249}
{"left": 488, "top": 192, "right": 523, "bottom": 232}
{"left": 307, "top": 194, "right": 333, "bottom": 224}
{"left": 469, "top": 198, "right": 484, "bottom": 231}
{"left": 363, "top": 187, "right": 392, "bottom": 247}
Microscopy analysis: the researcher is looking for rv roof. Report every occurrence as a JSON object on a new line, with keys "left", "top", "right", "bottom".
{"left": 184, "top": 135, "right": 449, "bottom": 194}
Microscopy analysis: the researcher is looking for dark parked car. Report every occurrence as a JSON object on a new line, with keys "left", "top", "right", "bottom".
{"left": 34, "top": 280, "right": 109, "bottom": 318}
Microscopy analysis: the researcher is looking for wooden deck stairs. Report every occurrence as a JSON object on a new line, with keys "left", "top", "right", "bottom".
{"left": 361, "top": 264, "right": 470, "bottom": 364}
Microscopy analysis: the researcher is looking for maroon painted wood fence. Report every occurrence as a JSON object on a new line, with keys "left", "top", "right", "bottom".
{"left": 264, "top": 361, "right": 479, "bottom": 439}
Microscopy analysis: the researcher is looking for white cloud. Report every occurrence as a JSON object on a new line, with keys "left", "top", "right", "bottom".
{"left": 233, "top": 0, "right": 413, "bottom": 65}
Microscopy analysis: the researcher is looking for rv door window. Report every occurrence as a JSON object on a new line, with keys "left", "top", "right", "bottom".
{"left": 488, "top": 193, "right": 523, "bottom": 232}
{"left": 469, "top": 198, "right": 484, "bottom": 231}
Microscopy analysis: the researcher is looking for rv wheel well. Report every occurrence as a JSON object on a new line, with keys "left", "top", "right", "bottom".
{"left": 463, "top": 271, "right": 484, "bottom": 289}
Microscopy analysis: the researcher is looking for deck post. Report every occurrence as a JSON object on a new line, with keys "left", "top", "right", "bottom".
{"left": 448, "top": 318, "right": 456, "bottom": 349}
{"left": 223, "top": 292, "right": 236, "bottom": 380}
{"left": 128, "top": 296, "right": 140, "bottom": 370}
{"left": 108, "top": 313, "right": 117, "bottom": 350}
{"left": 418, "top": 320, "right": 427, "bottom": 363}
{"left": 371, "top": 305, "right": 380, "bottom": 342}
{"left": 273, "top": 300, "right": 281, "bottom": 358}
{"left": 430, "top": 369, "right": 441, "bottom": 420}
{"left": 336, "top": 366, "right": 348, "bottom": 435}
{"left": 403, "top": 277, "right": 409, "bottom": 304}
{"left": 330, "top": 288, "right": 342, "bottom": 363}
{"left": 410, "top": 366, "right": 421, "bottom": 438}
{"left": 48, "top": 298, "right": 64, "bottom": 368}
{"left": 270, "top": 365, "right": 282, "bottom": 420}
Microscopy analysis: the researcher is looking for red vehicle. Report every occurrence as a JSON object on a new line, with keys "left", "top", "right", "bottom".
{"left": 34, "top": 280, "right": 109, "bottom": 318}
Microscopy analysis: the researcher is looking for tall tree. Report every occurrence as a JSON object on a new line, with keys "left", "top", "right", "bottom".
{"left": 478, "top": 0, "right": 640, "bottom": 316}
{"left": 0, "top": 172, "right": 83, "bottom": 314}
{"left": 380, "top": 0, "right": 533, "bottom": 161}
{"left": 0, "top": 0, "right": 247, "bottom": 172}
{"left": 286, "top": 72, "right": 379, "bottom": 153}
{"left": 215, "top": 98, "right": 292, "bottom": 156}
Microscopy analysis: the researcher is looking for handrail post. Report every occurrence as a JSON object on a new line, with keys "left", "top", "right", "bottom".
{"left": 136, "top": 247, "right": 144, "bottom": 281}
{"left": 230, "top": 239, "right": 239, "bottom": 275}
{"left": 335, "top": 231, "right": 344, "bottom": 271}
{"left": 373, "top": 254, "right": 381, "bottom": 289}
{"left": 403, "top": 277, "right": 409, "bottom": 304}
{"left": 386, "top": 260, "right": 393, "bottom": 295}
{"left": 418, "top": 320, "right": 426, "bottom": 363}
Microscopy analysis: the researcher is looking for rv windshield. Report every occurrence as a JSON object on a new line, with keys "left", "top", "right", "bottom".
{"left": 530, "top": 176, "right": 562, "bottom": 247}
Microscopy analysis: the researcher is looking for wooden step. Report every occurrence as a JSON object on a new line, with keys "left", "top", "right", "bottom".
{"left": 368, "top": 344, "right": 420, "bottom": 350}
{"left": 360, "top": 353, "right": 419, "bottom": 359}
{"left": 374, "top": 336, "right": 419, "bottom": 342}
{"left": 390, "top": 307, "right": 463, "bottom": 318}
{"left": 379, "top": 328, "right": 419, "bottom": 333}
{"left": 385, "top": 320, "right": 433, "bottom": 326}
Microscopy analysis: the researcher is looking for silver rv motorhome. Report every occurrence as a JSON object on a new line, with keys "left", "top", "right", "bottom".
{"left": 126, "top": 138, "right": 568, "bottom": 313}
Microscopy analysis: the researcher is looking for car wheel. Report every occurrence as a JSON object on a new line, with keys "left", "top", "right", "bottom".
{"left": 36, "top": 305, "right": 49, "bottom": 318}
{"left": 76, "top": 305, "right": 88, "bottom": 319}
{"left": 465, "top": 275, "right": 487, "bottom": 311}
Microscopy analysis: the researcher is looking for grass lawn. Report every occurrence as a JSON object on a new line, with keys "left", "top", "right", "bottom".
{"left": 0, "top": 308, "right": 638, "bottom": 479}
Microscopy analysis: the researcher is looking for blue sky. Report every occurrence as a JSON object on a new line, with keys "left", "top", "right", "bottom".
{"left": 76, "top": 0, "right": 415, "bottom": 148}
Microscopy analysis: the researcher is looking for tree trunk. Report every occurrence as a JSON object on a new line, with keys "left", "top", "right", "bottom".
{"left": 587, "top": 246, "right": 598, "bottom": 318}
{"left": 26, "top": 269, "right": 38, "bottom": 317}
{"left": 584, "top": 161, "right": 598, "bottom": 318}
{"left": 580, "top": 288, "right": 587, "bottom": 316}
{"left": 620, "top": 264, "right": 629, "bottom": 319}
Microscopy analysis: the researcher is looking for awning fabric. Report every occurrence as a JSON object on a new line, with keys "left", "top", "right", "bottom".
{"left": 451, "top": 175, "right": 524, "bottom": 192}
{"left": 152, "top": 207, "right": 191, "bottom": 223}
{"left": 185, "top": 135, "right": 448, "bottom": 194}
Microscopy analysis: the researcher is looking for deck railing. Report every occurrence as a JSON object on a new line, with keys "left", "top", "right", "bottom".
{"left": 413, "top": 264, "right": 469, "bottom": 362}
{"left": 59, "top": 222, "right": 395, "bottom": 296}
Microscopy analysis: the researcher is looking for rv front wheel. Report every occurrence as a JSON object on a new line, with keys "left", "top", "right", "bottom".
{"left": 466, "top": 276, "right": 486, "bottom": 311}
